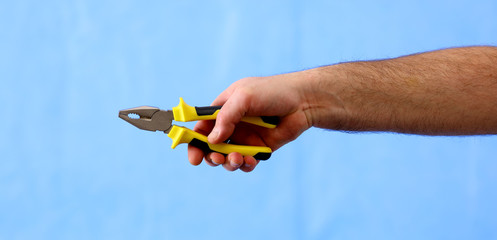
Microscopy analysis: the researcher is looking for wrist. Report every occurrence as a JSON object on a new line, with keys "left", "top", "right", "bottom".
{"left": 297, "top": 65, "right": 350, "bottom": 130}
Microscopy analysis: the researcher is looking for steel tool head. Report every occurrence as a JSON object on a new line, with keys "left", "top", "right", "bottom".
{"left": 119, "top": 106, "right": 174, "bottom": 133}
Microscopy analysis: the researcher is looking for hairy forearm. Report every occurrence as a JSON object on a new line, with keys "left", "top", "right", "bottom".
{"left": 303, "top": 46, "right": 497, "bottom": 135}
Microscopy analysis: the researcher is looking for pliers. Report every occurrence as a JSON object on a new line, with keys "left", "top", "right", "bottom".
{"left": 119, "top": 98, "right": 279, "bottom": 160}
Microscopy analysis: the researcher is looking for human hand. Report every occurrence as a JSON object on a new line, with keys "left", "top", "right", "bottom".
{"left": 187, "top": 71, "right": 313, "bottom": 172}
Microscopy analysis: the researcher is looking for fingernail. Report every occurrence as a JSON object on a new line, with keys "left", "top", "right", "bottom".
{"left": 208, "top": 129, "right": 219, "bottom": 142}
{"left": 230, "top": 160, "right": 241, "bottom": 168}
{"left": 205, "top": 155, "right": 217, "bottom": 166}
{"left": 227, "top": 155, "right": 238, "bottom": 168}
{"left": 212, "top": 158, "right": 221, "bottom": 165}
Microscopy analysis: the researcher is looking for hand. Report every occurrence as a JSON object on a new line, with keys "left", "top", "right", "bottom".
{"left": 187, "top": 71, "right": 313, "bottom": 172}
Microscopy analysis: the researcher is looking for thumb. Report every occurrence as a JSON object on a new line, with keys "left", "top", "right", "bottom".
{"left": 208, "top": 92, "right": 249, "bottom": 144}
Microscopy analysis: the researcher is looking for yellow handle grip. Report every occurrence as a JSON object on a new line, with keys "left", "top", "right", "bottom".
{"left": 172, "top": 98, "right": 278, "bottom": 128}
{"left": 167, "top": 125, "right": 272, "bottom": 160}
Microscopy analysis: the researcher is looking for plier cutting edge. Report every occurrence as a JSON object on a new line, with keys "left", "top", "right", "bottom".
{"left": 119, "top": 98, "right": 279, "bottom": 160}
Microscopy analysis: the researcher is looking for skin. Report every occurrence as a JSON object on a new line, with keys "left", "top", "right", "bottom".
{"left": 188, "top": 46, "right": 497, "bottom": 172}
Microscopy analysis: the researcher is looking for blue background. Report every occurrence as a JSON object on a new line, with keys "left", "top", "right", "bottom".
{"left": 1, "top": 0, "right": 497, "bottom": 239}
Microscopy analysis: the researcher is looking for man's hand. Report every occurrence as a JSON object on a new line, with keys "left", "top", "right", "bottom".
{"left": 187, "top": 72, "right": 314, "bottom": 172}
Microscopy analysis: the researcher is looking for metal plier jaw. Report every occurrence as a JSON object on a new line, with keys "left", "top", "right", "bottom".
{"left": 119, "top": 106, "right": 174, "bottom": 133}
{"left": 119, "top": 98, "right": 279, "bottom": 160}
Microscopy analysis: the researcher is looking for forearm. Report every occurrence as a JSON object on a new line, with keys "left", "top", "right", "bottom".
{"left": 303, "top": 46, "right": 497, "bottom": 135}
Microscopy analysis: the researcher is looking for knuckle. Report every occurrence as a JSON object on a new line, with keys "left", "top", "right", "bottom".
{"left": 237, "top": 77, "right": 257, "bottom": 85}
{"left": 236, "top": 86, "right": 254, "bottom": 103}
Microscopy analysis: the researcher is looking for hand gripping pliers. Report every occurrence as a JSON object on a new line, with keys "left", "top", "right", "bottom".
{"left": 119, "top": 98, "right": 279, "bottom": 160}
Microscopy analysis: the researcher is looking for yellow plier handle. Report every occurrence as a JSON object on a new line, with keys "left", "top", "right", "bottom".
{"left": 168, "top": 125, "right": 272, "bottom": 160}
{"left": 172, "top": 98, "right": 278, "bottom": 128}
{"left": 168, "top": 98, "right": 278, "bottom": 160}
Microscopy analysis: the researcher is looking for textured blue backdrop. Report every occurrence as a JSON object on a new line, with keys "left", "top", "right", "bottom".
{"left": 1, "top": 0, "right": 497, "bottom": 239}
